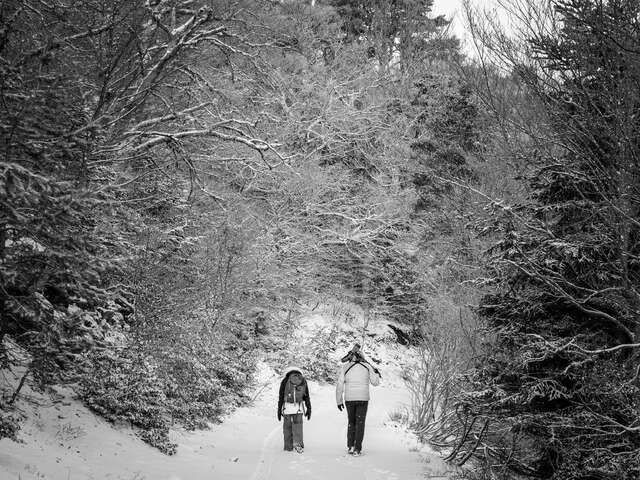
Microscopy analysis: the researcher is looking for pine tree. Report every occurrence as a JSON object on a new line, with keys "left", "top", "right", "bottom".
{"left": 454, "top": 1, "right": 640, "bottom": 478}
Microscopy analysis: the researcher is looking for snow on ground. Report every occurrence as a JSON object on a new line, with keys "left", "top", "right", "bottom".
{"left": 0, "top": 309, "right": 452, "bottom": 480}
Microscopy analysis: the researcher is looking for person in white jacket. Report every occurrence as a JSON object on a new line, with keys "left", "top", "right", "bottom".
{"left": 335, "top": 347, "right": 381, "bottom": 456}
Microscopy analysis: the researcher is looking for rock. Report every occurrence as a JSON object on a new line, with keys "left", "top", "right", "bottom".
{"left": 229, "top": 456, "right": 239, "bottom": 462}
{"left": 387, "top": 323, "right": 423, "bottom": 346}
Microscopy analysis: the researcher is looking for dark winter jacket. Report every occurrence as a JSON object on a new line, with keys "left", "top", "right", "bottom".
{"left": 277, "top": 367, "right": 311, "bottom": 420}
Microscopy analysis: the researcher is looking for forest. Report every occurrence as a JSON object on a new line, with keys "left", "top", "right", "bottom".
{"left": 1, "top": 0, "right": 639, "bottom": 479}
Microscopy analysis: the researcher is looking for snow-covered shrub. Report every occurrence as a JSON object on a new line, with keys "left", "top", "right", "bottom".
{"left": 79, "top": 330, "right": 258, "bottom": 453}
{"left": 138, "top": 428, "right": 176, "bottom": 456}
{"left": 0, "top": 411, "right": 21, "bottom": 441}
{"left": 79, "top": 351, "right": 177, "bottom": 455}
{"left": 303, "top": 324, "right": 342, "bottom": 382}
{"left": 160, "top": 345, "right": 256, "bottom": 429}
{"left": 405, "top": 301, "right": 479, "bottom": 447}
{"left": 273, "top": 323, "right": 343, "bottom": 383}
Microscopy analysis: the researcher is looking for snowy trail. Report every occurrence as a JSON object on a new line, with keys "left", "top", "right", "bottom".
{"left": 175, "top": 359, "right": 450, "bottom": 480}
{"left": 245, "top": 376, "right": 435, "bottom": 480}
{"left": 0, "top": 369, "right": 450, "bottom": 480}
{"left": 1, "top": 313, "right": 452, "bottom": 480}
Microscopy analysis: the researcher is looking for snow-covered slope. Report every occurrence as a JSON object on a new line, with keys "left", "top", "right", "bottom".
{"left": 0, "top": 308, "right": 452, "bottom": 480}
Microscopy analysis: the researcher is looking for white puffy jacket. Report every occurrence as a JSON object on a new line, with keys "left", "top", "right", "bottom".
{"left": 335, "top": 361, "right": 380, "bottom": 404}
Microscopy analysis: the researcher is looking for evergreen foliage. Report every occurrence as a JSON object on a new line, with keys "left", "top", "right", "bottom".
{"left": 329, "top": 0, "right": 457, "bottom": 68}
{"left": 451, "top": 1, "right": 640, "bottom": 478}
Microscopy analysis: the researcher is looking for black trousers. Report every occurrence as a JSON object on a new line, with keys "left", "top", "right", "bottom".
{"left": 283, "top": 413, "right": 304, "bottom": 450}
{"left": 345, "top": 400, "right": 369, "bottom": 451}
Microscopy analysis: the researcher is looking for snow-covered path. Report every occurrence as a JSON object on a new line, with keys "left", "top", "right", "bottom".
{"left": 170, "top": 365, "right": 450, "bottom": 480}
{"left": 237, "top": 376, "right": 446, "bottom": 480}
{"left": 0, "top": 368, "right": 450, "bottom": 480}
{"left": 1, "top": 312, "right": 452, "bottom": 480}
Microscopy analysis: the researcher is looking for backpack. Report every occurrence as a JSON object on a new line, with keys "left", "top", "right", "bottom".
{"left": 284, "top": 372, "right": 307, "bottom": 405}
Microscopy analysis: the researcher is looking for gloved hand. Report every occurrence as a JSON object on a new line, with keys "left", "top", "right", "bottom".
{"left": 337, "top": 403, "right": 344, "bottom": 411}
{"left": 305, "top": 410, "right": 311, "bottom": 420}
{"left": 277, "top": 411, "right": 282, "bottom": 421}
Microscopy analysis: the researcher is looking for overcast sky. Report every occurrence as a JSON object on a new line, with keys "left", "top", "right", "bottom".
{"left": 433, "top": 0, "right": 496, "bottom": 39}
{"left": 432, "top": 0, "right": 504, "bottom": 53}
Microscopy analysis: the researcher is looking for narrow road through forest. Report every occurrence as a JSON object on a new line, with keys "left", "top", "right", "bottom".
{"left": 1, "top": 319, "right": 452, "bottom": 480}
{"left": 163, "top": 313, "right": 453, "bottom": 480}
{"left": 197, "top": 367, "right": 450, "bottom": 480}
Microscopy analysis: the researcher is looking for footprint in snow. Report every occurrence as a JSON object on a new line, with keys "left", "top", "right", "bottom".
{"left": 288, "top": 455, "right": 315, "bottom": 474}
{"left": 371, "top": 468, "right": 398, "bottom": 480}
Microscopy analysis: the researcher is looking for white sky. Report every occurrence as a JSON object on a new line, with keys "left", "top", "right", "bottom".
{"left": 432, "top": 0, "right": 500, "bottom": 46}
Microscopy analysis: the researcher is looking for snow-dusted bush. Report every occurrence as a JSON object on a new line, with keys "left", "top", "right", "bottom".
{"left": 0, "top": 411, "right": 20, "bottom": 441}
{"left": 271, "top": 321, "right": 344, "bottom": 383}
{"left": 79, "top": 352, "right": 177, "bottom": 455}
{"left": 79, "top": 334, "right": 257, "bottom": 454}
{"left": 302, "top": 324, "right": 342, "bottom": 383}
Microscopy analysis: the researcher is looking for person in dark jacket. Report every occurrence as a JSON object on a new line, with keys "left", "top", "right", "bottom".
{"left": 277, "top": 366, "right": 311, "bottom": 453}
